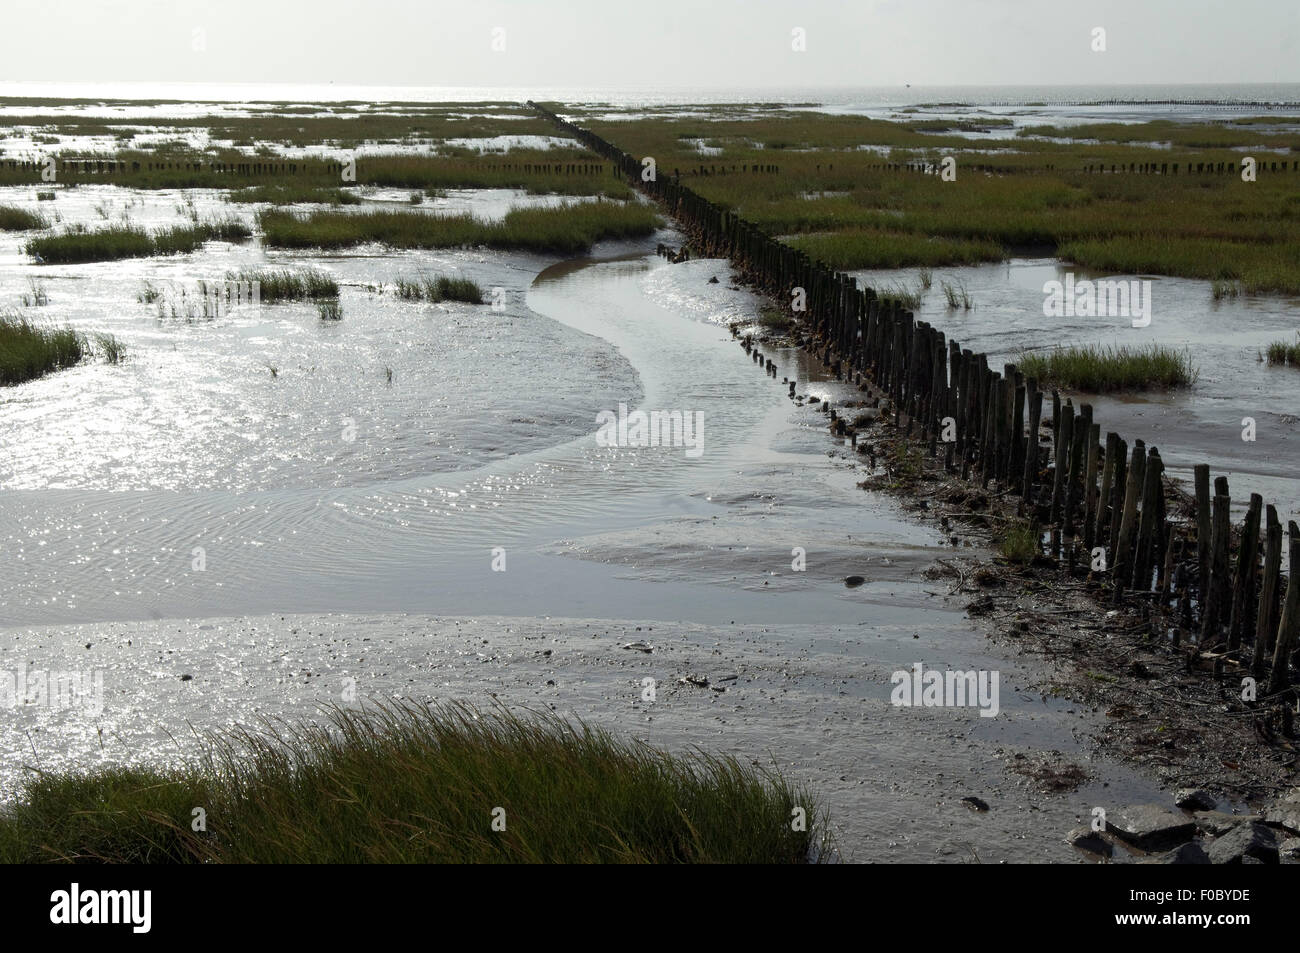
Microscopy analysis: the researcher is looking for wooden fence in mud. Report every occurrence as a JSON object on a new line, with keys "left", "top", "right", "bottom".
{"left": 1083, "top": 160, "right": 1300, "bottom": 175}
{"left": 529, "top": 101, "right": 1300, "bottom": 724}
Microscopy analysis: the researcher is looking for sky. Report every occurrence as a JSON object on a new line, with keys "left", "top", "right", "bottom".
{"left": 2, "top": 0, "right": 1296, "bottom": 90}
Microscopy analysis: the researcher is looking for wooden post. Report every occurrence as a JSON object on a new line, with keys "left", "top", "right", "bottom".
{"left": 1251, "top": 506, "right": 1283, "bottom": 677}
{"left": 1111, "top": 439, "right": 1144, "bottom": 601}
{"left": 1095, "top": 432, "right": 1119, "bottom": 550}
{"left": 1022, "top": 386, "right": 1043, "bottom": 503}
{"left": 1267, "top": 523, "right": 1300, "bottom": 694}
{"left": 1083, "top": 423, "right": 1100, "bottom": 552}
{"left": 1194, "top": 464, "right": 1211, "bottom": 604}
{"left": 1131, "top": 447, "right": 1163, "bottom": 592}
{"left": 1050, "top": 401, "right": 1073, "bottom": 526}
{"left": 1201, "top": 491, "right": 1232, "bottom": 644}
{"left": 1227, "top": 494, "right": 1263, "bottom": 650}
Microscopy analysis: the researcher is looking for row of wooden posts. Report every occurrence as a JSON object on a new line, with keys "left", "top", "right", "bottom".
{"left": 1, "top": 158, "right": 321, "bottom": 176}
{"left": 1084, "top": 160, "right": 1300, "bottom": 175}
{"left": 529, "top": 101, "right": 1300, "bottom": 713}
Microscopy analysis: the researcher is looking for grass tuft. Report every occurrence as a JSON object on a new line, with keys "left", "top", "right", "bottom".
{"left": 258, "top": 202, "right": 660, "bottom": 255}
{"left": 92, "top": 332, "right": 126, "bottom": 364}
{"left": 998, "top": 521, "right": 1041, "bottom": 565}
{"left": 0, "top": 310, "right": 84, "bottom": 385}
{"left": 0, "top": 702, "right": 823, "bottom": 864}
{"left": 1266, "top": 334, "right": 1300, "bottom": 368}
{"left": 226, "top": 268, "right": 338, "bottom": 303}
{"left": 0, "top": 205, "right": 47, "bottom": 231}
{"left": 394, "top": 274, "right": 483, "bottom": 304}
{"left": 1016, "top": 343, "right": 1198, "bottom": 392}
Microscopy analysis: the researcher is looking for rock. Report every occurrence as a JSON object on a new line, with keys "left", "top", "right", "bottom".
{"left": 966, "top": 595, "right": 996, "bottom": 616}
{"left": 1067, "top": 827, "right": 1112, "bottom": 857}
{"left": 622, "top": 641, "right": 653, "bottom": 654}
{"left": 1145, "top": 841, "right": 1210, "bottom": 864}
{"left": 179, "top": 674, "right": 193, "bottom": 681}
{"left": 961, "top": 796, "right": 990, "bottom": 813}
{"left": 844, "top": 575, "right": 866, "bottom": 588}
{"left": 1193, "top": 810, "right": 1249, "bottom": 836}
{"left": 1278, "top": 837, "right": 1300, "bottom": 864}
{"left": 1264, "top": 789, "right": 1300, "bottom": 834}
{"left": 1206, "top": 822, "right": 1280, "bottom": 864}
{"left": 707, "top": 276, "right": 719, "bottom": 284}
{"left": 679, "top": 675, "right": 710, "bottom": 688}
{"left": 1175, "top": 788, "right": 1217, "bottom": 811}
{"left": 1106, "top": 804, "right": 1198, "bottom": 851}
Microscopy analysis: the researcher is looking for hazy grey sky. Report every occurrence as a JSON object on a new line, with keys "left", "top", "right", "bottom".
{"left": 4, "top": 0, "right": 1296, "bottom": 89}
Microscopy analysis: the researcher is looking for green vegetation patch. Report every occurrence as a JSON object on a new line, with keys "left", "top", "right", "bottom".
{"left": 1016, "top": 344, "right": 1198, "bottom": 392}
{"left": 0, "top": 311, "right": 85, "bottom": 385}
{"left": 0, "top": 703, "right": 822, "bottom": 864}
{"left": 259, "top": 201, "right": 661, "bottom": 255}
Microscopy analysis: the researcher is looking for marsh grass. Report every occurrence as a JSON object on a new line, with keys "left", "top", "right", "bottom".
{"left": 26, "top": 219, "right": 247, "bottom": 263}
{"left": 1016, "top": 344, "right": 1198, "bottom": 392}
{"left": 756, "top": 302, "right": 792, "bottom": 330}
{"left": 1266, "top": 334, "right": 1300, "bottom": 367}
{"left": 0, "top": 310, "right": 84, "bottom": 385}
{"left": 0, "top": 205, "right": 46, "bottom": 231}
{"left": 36, "top": 191, "right": 56, "bottom": 201}
{"left": 92, "top": 332, "right": 126, "bottom": 364}
{"left": 226, "top": 267, "right": 339, "bottom": 302}
{"left": 786, "top": 230, "right": 1002, "bottom": 270}
{"left": 998, "top": 522, "right": 1041, "bottom": 565}
{"left": 21, "top": 279, "right": 49, "bottom": 307}
{"left": 1211, "top": 279, "right": 1241, "bottom": 300}
{"left": 258, "top": 202, "right": 660, "bottom": 255}
{"left": 882, "top": 281, "right": 923, "bottom": 310}
{"left": 941, "top": 279, "right": 973, "bottom": 310}
{"left": 394, "top": 274, "right": 483, "bottom": 304}
{"left": 317, "top": 299, "right": 343, "bottom": 320}
{"left": 0, "top": 702, "right": 822, "bottom": 864}
{"left": 228, "top": 185, "right": 361, "bottom": 205}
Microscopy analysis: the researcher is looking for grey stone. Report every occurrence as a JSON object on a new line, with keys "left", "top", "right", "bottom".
{"left": 1067, "top": 826, "right": 1112, "bottom": 857}
{"left": 1106, "top": 803, "right": 1198, "bottom": 851}
{"left": 1145, "top": 841, "right": 1210, "bottom": 864}
{"left": 1174, "top": 788, "right": 1217, "bottom": 811}
{"left": 1264, "top": 790, "right": 1300, "bottom": 834}
{"left": 1194, "top": 810, "right": 1250, "bottom": 836}
{"left": 1206, "top": 822, "right": 1280, "bottom": 864}
{"left": 1278, "top": 837, "right": 1300, "bottom": 864}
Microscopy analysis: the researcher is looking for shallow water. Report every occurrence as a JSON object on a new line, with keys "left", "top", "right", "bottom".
{"left": 852, "top": 258, "right": 1300, "bottom": 521}
{"left": 0, "top": 182, "right": 1197, "bottom": 861}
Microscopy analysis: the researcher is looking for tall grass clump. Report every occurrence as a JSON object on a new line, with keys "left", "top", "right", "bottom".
{"left": 228, "top": 185, "right": 360, "bottom": 205}
{"left": 22, "top": 279, "right": 49, "bottom": 307}
{"left": 26, "top": 220, "right": 248, "bottom": 263}
{"left": 998, "top": 521, "right": 1041, "bottom": 565}
{"left": 882, "top": 281, "right": 923, "bottom": 310}
{"left": 0, "top": 310, "right": 84, "bottom": 385}
{"left": 0, "top": 205, "right": 47, "bottom": 231}
{"left": 258, "top": 201, "right": 660, "bottom": 255}
{"left": 317, "top": 299, "right": 343, "bottom": 320}
{"left": 394, "top": 274, "right": 483, "bottom": 304}
{"left": 941, "top": 279, "right": 973, "bottom": 310}
{"left": 0, "top": 702, "right": 824, "bottom": 864}
{"left": 91, "top": 332, "right": 127, "bottom": 364}
{"left": 1266, "top": 334, "right": 1300, "bottom": 368}
{"left": 1016, "top": 344, "right": 1198, "bottom": 392}
{"left": 226, "top": 268, "right": 339, "bottom": 302}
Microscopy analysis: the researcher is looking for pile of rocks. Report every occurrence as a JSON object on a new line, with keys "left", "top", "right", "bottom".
{"left": 1068, "top": 788, "right": 1300, "bottom": 863}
